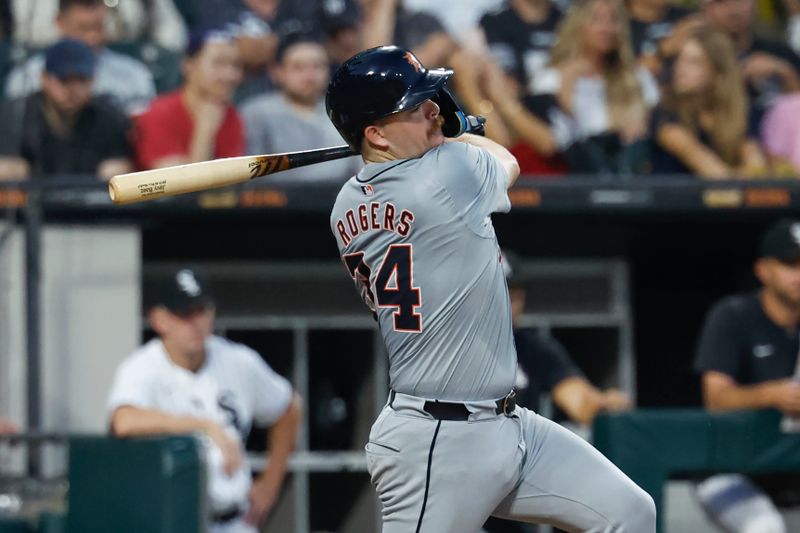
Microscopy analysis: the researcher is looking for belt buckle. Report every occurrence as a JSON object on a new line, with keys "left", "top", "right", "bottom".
{"left": 501, "top": 390, "right": 516, "bottom": 416}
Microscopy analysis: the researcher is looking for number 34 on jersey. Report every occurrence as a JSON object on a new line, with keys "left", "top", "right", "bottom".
{"left": 344, "top": 244, "right": 422, "bottom": 333}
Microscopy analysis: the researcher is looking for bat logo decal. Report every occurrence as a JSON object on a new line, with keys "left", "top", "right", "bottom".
{"left": 249, "top": 155, "right": 290, "bottom": 179}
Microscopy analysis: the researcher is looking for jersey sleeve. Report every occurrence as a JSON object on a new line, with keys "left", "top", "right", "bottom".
{"left": 245, "top": 348, "right": 293, "bottom": 426}
{"left": 694, "top": 299, "right": 745, "bottom": 380}
{"left": 106, "top": 355, "right": 158, "bottom": 416}
{"left": 433, "top": 142, "right": 511, "bottom": 235}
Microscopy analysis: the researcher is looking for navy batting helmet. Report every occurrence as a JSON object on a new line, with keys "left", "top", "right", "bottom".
{"left": 325, "top": 46, "right": 469, "bottom": 152}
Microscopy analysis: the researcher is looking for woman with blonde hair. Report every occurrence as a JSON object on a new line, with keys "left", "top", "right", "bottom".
{"left": 532, "top": 0, "right": 659, "bottom": 174}
{"left": 650, "top": 28, "right": 769, "bottom": 178}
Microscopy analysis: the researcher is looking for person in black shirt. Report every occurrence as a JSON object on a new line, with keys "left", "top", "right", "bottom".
{"left": 0, "top": 38, "right": 132, "bottom": 181}
{"left": 704, "top": 0, "right": 800, "bottom": 129}
{"left": 504, "top": 251, "right": 631, "bottom": 424}
{"left": 626, "top": 0, "right": 699, "bottom": 76}
{"left": 479, "top": 0, "right": 563, "bottom": 94}
{"left": 694, "top": 218, "right": 800, "bottom": 533}
{"left": 648, "top": 28, "right": 768, "bottom": 178}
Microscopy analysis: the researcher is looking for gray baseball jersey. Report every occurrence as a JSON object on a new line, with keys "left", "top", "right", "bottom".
{"left": 330, "top": 141, "right": 516, "bottom": 401}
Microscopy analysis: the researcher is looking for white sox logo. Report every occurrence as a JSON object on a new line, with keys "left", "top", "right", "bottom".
{"left": 176, "top": 269, "right": 201, "bottom": 296}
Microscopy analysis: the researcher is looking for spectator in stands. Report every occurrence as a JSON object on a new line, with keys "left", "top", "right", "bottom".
{"left": 625, "top": 0, "right": 702, "bottom": 76}
{"left": 0, "top": 39, "right": 133, "bottom": 181}
{"left": 703, "top": 0, "right": 800, "bottom": 129}
{"left": 322, "top": 15, "right": 363, "bottom": 73}
{"left": 190, "top": 0, "right": 360, "bottom": 101}
{"left": 0, "top": 417, "right": 18, "bottom": 434}
{"left": 482, "top": 251, "right": 631, "bottom": 533}
{"left": 649, "top": 28, "right": 768, "bottom": 178}
{"left": 401, "top": 0, "right": 503, "bottom": 49}
{"left": 478, "top": 0, "right": 564, "bottom": 95}
{"left": 134, "top": 30, "right": 244, "bottom": 170}
{"left": 108, "top": 267, "right": 302, "bottom": 532}
{"left": 693, "top": 218, "right": 800, "bottom": 533}
{"left": 12, "top": 0, "right": 188, "bottom": 52}
{"left": 5, "top": 0, "right": 156, "bottom": 115}
{"left": 240, "top": 33, "right": 360, "bottom": 182}
{"left": 761, "top": 93, "right": 800, "bottom": 176}
{"left": 531, "top": 0, "right": 659, "bottom": 175}
{"left": 469, "top": 57, "right": 564, "bottom": 175}
{"left": 361, "top": 0, "right": 455, "bottom": 68}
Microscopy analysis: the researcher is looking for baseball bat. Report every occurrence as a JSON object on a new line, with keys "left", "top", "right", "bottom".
{"left": 108, "top": 145, "right": 357, "bottom": 205}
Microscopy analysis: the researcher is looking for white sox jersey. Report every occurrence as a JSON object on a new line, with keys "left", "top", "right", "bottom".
{"left": 330, "top": 141, "right": 516, "bottom": 401}
{"left": 107, "top": 335, "right": 292, "bottom": 515}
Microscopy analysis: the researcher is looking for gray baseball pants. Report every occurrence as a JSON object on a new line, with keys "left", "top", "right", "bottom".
{"left": 366, "top": 392, "right": 656, "bottom": 533}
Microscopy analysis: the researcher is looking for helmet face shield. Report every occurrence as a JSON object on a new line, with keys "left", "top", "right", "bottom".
{"left": 326, "top": 46, "right": 463, "bottom": 152}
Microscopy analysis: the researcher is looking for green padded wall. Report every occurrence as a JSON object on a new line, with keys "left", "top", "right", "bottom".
{"left": 67, "top": 436, "right": 206, "bottom": 533}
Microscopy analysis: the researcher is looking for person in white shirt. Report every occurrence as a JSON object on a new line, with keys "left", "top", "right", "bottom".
{"left": 107, "top": 267, "right": 302, "bottom": 533}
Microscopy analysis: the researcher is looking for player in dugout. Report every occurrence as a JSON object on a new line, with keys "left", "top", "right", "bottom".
{"left": 107, "top": 267, "right": 302, "bottom": 533}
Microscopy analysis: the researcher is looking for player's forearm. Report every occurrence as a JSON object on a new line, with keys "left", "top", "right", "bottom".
{"left": 453, "top": 133, "right": 520, "bottom": 186}
{"left": 704, "top": 382, "right": 778, "bottom": 411}
{"left": 110, "top": 405, "right": 214, "bottom": 437}
{"left": 259, "top": 394, "right": 302, "bottom": 485}
{"left": 553, "top": 377, "right": 603, "bottom": 425}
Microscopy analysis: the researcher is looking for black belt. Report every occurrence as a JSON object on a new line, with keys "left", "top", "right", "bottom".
{"left": 212, "top": 507, "right": 242, "bottom": 524}
{"left": 418, "top": 390, "right": 517, "bottom": 421}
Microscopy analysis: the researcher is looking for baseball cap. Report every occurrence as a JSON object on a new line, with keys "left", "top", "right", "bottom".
{"left": 44, "top": 38, "right": 97, "bottom": 80}
{"left": 153, "top": 267, "right": 215, "bottom": 315}
{"left": 759, "top": 219, "right": 800, "bottom": 263}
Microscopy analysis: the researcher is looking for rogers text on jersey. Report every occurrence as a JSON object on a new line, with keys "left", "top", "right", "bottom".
{"left": 336, "top": 202, "right": 415, "bottom": 246}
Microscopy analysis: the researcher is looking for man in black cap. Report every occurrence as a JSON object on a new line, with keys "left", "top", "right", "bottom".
{"left": 693, "top": 219, "right": 800, "bottom": 533}
{"left": 107, "top": 267, "right": 302, "bottom": 532}
{"left": 0, "top": 38, "right": 133, "bottom": 181}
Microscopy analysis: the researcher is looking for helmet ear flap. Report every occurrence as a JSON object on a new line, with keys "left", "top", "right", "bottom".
{"left": 431, "top": 86, "right": 468, "bottom": 137}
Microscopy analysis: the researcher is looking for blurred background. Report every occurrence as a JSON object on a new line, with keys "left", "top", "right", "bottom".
{"left": 1, "top": 0, "right": 800, "bottom": 531}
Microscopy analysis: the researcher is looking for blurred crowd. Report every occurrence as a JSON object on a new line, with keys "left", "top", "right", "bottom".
{"left": 0, "top": 0, "right": 798, "bottom": 182}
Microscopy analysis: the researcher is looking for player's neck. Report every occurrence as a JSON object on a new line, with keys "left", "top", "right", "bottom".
{"left": 760, "top": 289, "right": 800, "bottom": 331}
{"left": 162, "top": 340, "right": 206, "bottom": 372}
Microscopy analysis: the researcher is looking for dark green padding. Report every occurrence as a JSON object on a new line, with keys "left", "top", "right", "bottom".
{"left": 66, "top": 435, "right": 206, "bottom": 533}
{"left": 594, "top": 409, "right": 800, "bottom": 532}
{"left": 0, "top": 518, "right": 31, "bottom": 533}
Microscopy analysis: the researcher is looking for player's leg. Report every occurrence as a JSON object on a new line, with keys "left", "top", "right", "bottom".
{"left": 367, "top": 404, "right": 521, "bottom": 533}
{"left": 695, "top": 474, "right": 786, "bottom": 533}
{"left": 492, "top": 408, "right": 656, "bottom": 532}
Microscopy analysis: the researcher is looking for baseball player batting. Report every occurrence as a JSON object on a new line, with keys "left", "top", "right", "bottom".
{"left": 326, "top": 46, "right": 656, "bottom": 532}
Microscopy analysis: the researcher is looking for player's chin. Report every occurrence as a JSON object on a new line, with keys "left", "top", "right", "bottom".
{"left": 428, "top": 128, "right": 445, "bottom": 148}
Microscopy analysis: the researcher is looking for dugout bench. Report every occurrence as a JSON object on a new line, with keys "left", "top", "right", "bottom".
{"left": 594, "top": 409, "right": 800, "bottom": 533}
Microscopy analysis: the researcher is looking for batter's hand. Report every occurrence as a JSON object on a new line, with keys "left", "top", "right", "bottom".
{"left": 245, "top": 476, "right": 280, "bottom": 526}
{"left": 206, "top": 422, "right": 243, "bottom": 476}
